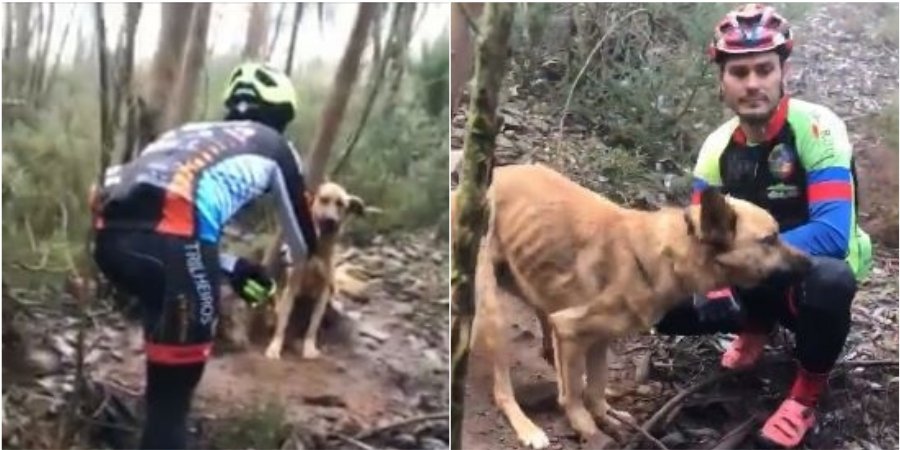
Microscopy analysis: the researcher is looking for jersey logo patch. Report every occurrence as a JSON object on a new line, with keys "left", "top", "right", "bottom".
{"left": 768, "top": 143, "right": 796, "bottom": 181}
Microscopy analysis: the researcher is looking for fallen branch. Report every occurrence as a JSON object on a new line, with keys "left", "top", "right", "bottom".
{"left": 354, "top": 412, "right": 448, "bottom": 440}
{"left": 333, "top": 434, "right": 377, "bottom": 450}
{"left": 606, "top": 409, "right": 669, "bottom": 450}
{"left": 708, "top": 414, "right": 760, "bottom": 450}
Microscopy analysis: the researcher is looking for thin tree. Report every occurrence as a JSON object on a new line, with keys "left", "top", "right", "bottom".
{"left": 268, "top": 3, "right": 288, "bottom": 59}
{"left": 284, "top": 3, "right": 304, "bottom": 75}
{"left": 164, "top": 3, "right": 211, "bottom": 129}
{"left": 450, "top": 4, "right": 515, "bottom": 448}
{"left": 115, "top": 3, "right": 143, "bottom": 164}
{"left": 140, "top": 3, "right": 193, "bottom": 146}
{"left": 42, "top": 4, "right": 76, "bottom": 100}
{"left": 242, "top": 3, "right": 269, "bottom": 60}
{"left": 329, "top": 2, "right": 392, "bottom": 177}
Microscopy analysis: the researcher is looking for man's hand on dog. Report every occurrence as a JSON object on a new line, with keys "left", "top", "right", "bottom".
{"left": 693, "top": 287, "right": 741, "bottom": 322}
{"left": 223, "top": 256, "right": 276, "bottom": 307}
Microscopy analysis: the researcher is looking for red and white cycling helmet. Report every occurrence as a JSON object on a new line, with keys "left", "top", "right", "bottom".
{"left": 708, "top": 4, "right": 793, "bottom": 64}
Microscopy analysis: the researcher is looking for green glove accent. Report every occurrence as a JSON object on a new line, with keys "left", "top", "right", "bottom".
{"left": 242, "top": 279, "right": 276, "bottom": 307}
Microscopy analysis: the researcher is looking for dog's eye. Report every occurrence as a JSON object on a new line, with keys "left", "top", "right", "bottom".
{"left": 336, "top": 200, "right": 346, "bottom": 209}
{"left": 759, "top": 233, "right": 778, "bottom": 245}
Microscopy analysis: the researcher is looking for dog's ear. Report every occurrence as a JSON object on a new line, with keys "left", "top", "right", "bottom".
{"left": 347, "top": 195, "right": 366, "bottom": 216}
{"left": 699, "top": 188, "right": 737, "bottom": 249}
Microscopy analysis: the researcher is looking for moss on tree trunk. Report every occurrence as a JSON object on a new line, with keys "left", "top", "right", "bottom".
{"left": 450, "top": 4, "right": 515, "bottom": 449}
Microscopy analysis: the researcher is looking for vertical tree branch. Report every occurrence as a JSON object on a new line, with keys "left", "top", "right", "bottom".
{"left": 284, "top": 3, "right": 304, "bottom": 76}
{"left": 450, "top": 4, "right": 515, "bottom": 449}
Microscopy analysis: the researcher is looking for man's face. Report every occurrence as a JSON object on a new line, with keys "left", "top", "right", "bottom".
{"left": 720, "top": 52, "right": 784, "bottom": 125}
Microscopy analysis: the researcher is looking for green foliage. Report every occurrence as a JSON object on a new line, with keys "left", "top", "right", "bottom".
{"left": 205, "top": 401, "right": 290, "bottom": 450}
{"left": 412, "top": 32, "right": 450, "bottom": 118}
{"left": 871, "top": 92, "right": 899, "bottom": 151}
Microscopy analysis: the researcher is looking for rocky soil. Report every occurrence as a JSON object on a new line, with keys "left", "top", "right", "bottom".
{"left": 3, "top": 232, "right": 450, "bottom": 450}
{"left": 454, "top": 3, "right": 898, "bottom": 450}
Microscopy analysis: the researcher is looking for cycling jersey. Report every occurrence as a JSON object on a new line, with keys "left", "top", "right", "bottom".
{"left": 92, "top": 121, "right": 317, "bottom": 261}
{"left": 691, "top": 96, "right": 872, "bottom": 280}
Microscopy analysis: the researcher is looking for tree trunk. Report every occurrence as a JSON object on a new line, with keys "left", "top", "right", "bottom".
{"left": 369, "top": 3, "right": 384, "bottom": 76}
{"left": 268, "top": 3, "right": 287, "bottom": 59}
{"left": 116, "top": 3, "right": 143, "bottom": 164}
{"left": 304, "top": 3, "right": 375, "bottom": 190}
{"left": 12, "top": 3, "right": 33, "bottom": 93}
{"left": 284, "top": 3, "right": 303, "bottom": 75}
{"left": 2, "top": 3, "right": 12, "bottom": 67}
{"left": 449, "top": 4, "right": 515, "bottom": 448}
{"left": 139, "top": 2, "right": 192, "bottom": 147}
{"left": 262, "top": 3, "right": 375, "bottom": 275}
{"left": 30, "top": 3, "right": 54, "bottom": 101}
{"left": 242, "top": 3, "right": 269, "bottom": 60}
{"left": 329, "top": 4, "right": 392, "bottom": 177}
{"left": 42, "top": 5, "right": 75, "bottom": 100}
{"left": 387, "top": 3, "right": 415, "bottom": 96}
{"left": 450, "top": 3, "right": 484, "bottom": 111}
{"left": 164, "top": 3, "right": 211, "bottom": 129}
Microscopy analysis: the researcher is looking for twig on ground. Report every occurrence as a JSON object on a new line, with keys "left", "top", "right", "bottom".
{"left": 354, "top": 412, "right": 448, "bottom": 440}
{"left": 625, "top": 370, "right": 733, "bottom": 449}
{"left": 607, "top": 409, "right": 669, "bottom": 450}
{"left": 333, "top": 433, "right": 378, "bottom": 450}
{"left": 708, "top": 415, "right": 761, "bottom": 450}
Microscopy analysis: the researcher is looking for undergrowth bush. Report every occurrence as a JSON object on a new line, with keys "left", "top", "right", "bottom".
{"left": 507, "top": 3, "right": 813, "bottom": 170}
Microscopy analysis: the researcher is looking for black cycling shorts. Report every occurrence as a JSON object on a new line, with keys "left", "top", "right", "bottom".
{"left": 94, "top": 229, "right": 221, "bottom": 365}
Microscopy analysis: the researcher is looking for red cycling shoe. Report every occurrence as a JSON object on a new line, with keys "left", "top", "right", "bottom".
{"left": 758, "top": 398, "right": 816, "bottom": 448}
{"left": 721, "top": 332, "right": 768, "bottom": 370}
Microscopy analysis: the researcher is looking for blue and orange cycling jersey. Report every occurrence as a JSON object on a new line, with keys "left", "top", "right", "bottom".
{"left": 691, "top": 96, "right": 872, "bottom": 280}
{"left": 93, "top": 121, "right": 317, "bottom": 261}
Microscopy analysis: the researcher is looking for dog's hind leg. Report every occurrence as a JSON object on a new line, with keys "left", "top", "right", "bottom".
{"left": 477, "top": 244, "right": 550, "bottom": 449}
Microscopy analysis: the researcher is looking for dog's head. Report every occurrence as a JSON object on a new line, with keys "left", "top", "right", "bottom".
{"left": 692, "top": 188, "right": 811, "bottom": 288}
{"left": 310, "top": 182, "right": 368, "bottom": 237}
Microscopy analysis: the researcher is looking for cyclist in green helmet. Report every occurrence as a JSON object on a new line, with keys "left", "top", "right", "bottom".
{"left": 91, "top": 62, "right": 315, "bottom": 449}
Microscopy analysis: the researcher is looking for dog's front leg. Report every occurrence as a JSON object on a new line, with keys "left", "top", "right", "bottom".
{"left": 550, "top": 310, "right": 600, "bottom": 440}
{"left": 265, "top": 268, "right": 300, "bottom": 360}
{"left": 585, "top": 340, "right": 634, "bottom": 434}
{"left": 300, "top": 288, "right": 330, "bottom": 359}
{"left": 264, "top": 289, "right": 293, "bottom": 359}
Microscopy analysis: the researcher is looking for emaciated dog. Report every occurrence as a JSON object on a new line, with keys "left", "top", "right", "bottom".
{"left": 264, "top": 181, "right": 373, "bottom": 360}
{"left": 470, "top": 163, "right": 810, "bottom": 448}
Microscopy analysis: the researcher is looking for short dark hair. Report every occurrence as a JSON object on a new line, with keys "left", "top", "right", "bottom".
{"left": 717, "top": 48, "right": 789, "bottom": 75}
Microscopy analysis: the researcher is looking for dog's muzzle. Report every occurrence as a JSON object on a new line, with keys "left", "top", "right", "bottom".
{"left": 319, "top": 218, "right": 339, "bottom": 235}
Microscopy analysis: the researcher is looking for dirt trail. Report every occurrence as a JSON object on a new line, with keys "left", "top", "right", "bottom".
{"left": 457, "top": 3, "right": 898, "bottom": 450}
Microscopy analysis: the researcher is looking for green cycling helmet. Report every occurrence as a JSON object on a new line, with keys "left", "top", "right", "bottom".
{"left": 223, "top": 62, "right": 298, "bottom": 133}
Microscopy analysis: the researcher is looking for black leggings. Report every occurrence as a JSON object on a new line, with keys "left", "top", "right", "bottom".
{"left": 655, "top": 256, "right": 857, "bottom": 373}
{"left": 94, "top": 229, "right": 221, "bottom": 449}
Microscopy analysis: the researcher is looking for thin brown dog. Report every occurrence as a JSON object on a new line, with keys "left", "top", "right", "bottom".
{"left": 264, "top": 182, "right": 370, "bottom": 360}
{"left": 471, "top": 164, "right": 810, "bottom": 448}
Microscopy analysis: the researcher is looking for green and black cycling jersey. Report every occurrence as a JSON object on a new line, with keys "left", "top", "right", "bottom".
{"left": 691, "top": 96, "right": 872, "bottom": 280}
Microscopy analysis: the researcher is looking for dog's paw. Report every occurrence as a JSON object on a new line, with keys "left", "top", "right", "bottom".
{"left": 518, "top": 426, "right": 550, "bottom": 449}
{"left": 301, "top": 342, "right": 321, "bottom": 360}
{"left": 567, "top": 406, "right": 600, "bottom": 440}
{"left": 264, "top": 342, "right": 283, "bottom": 360}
